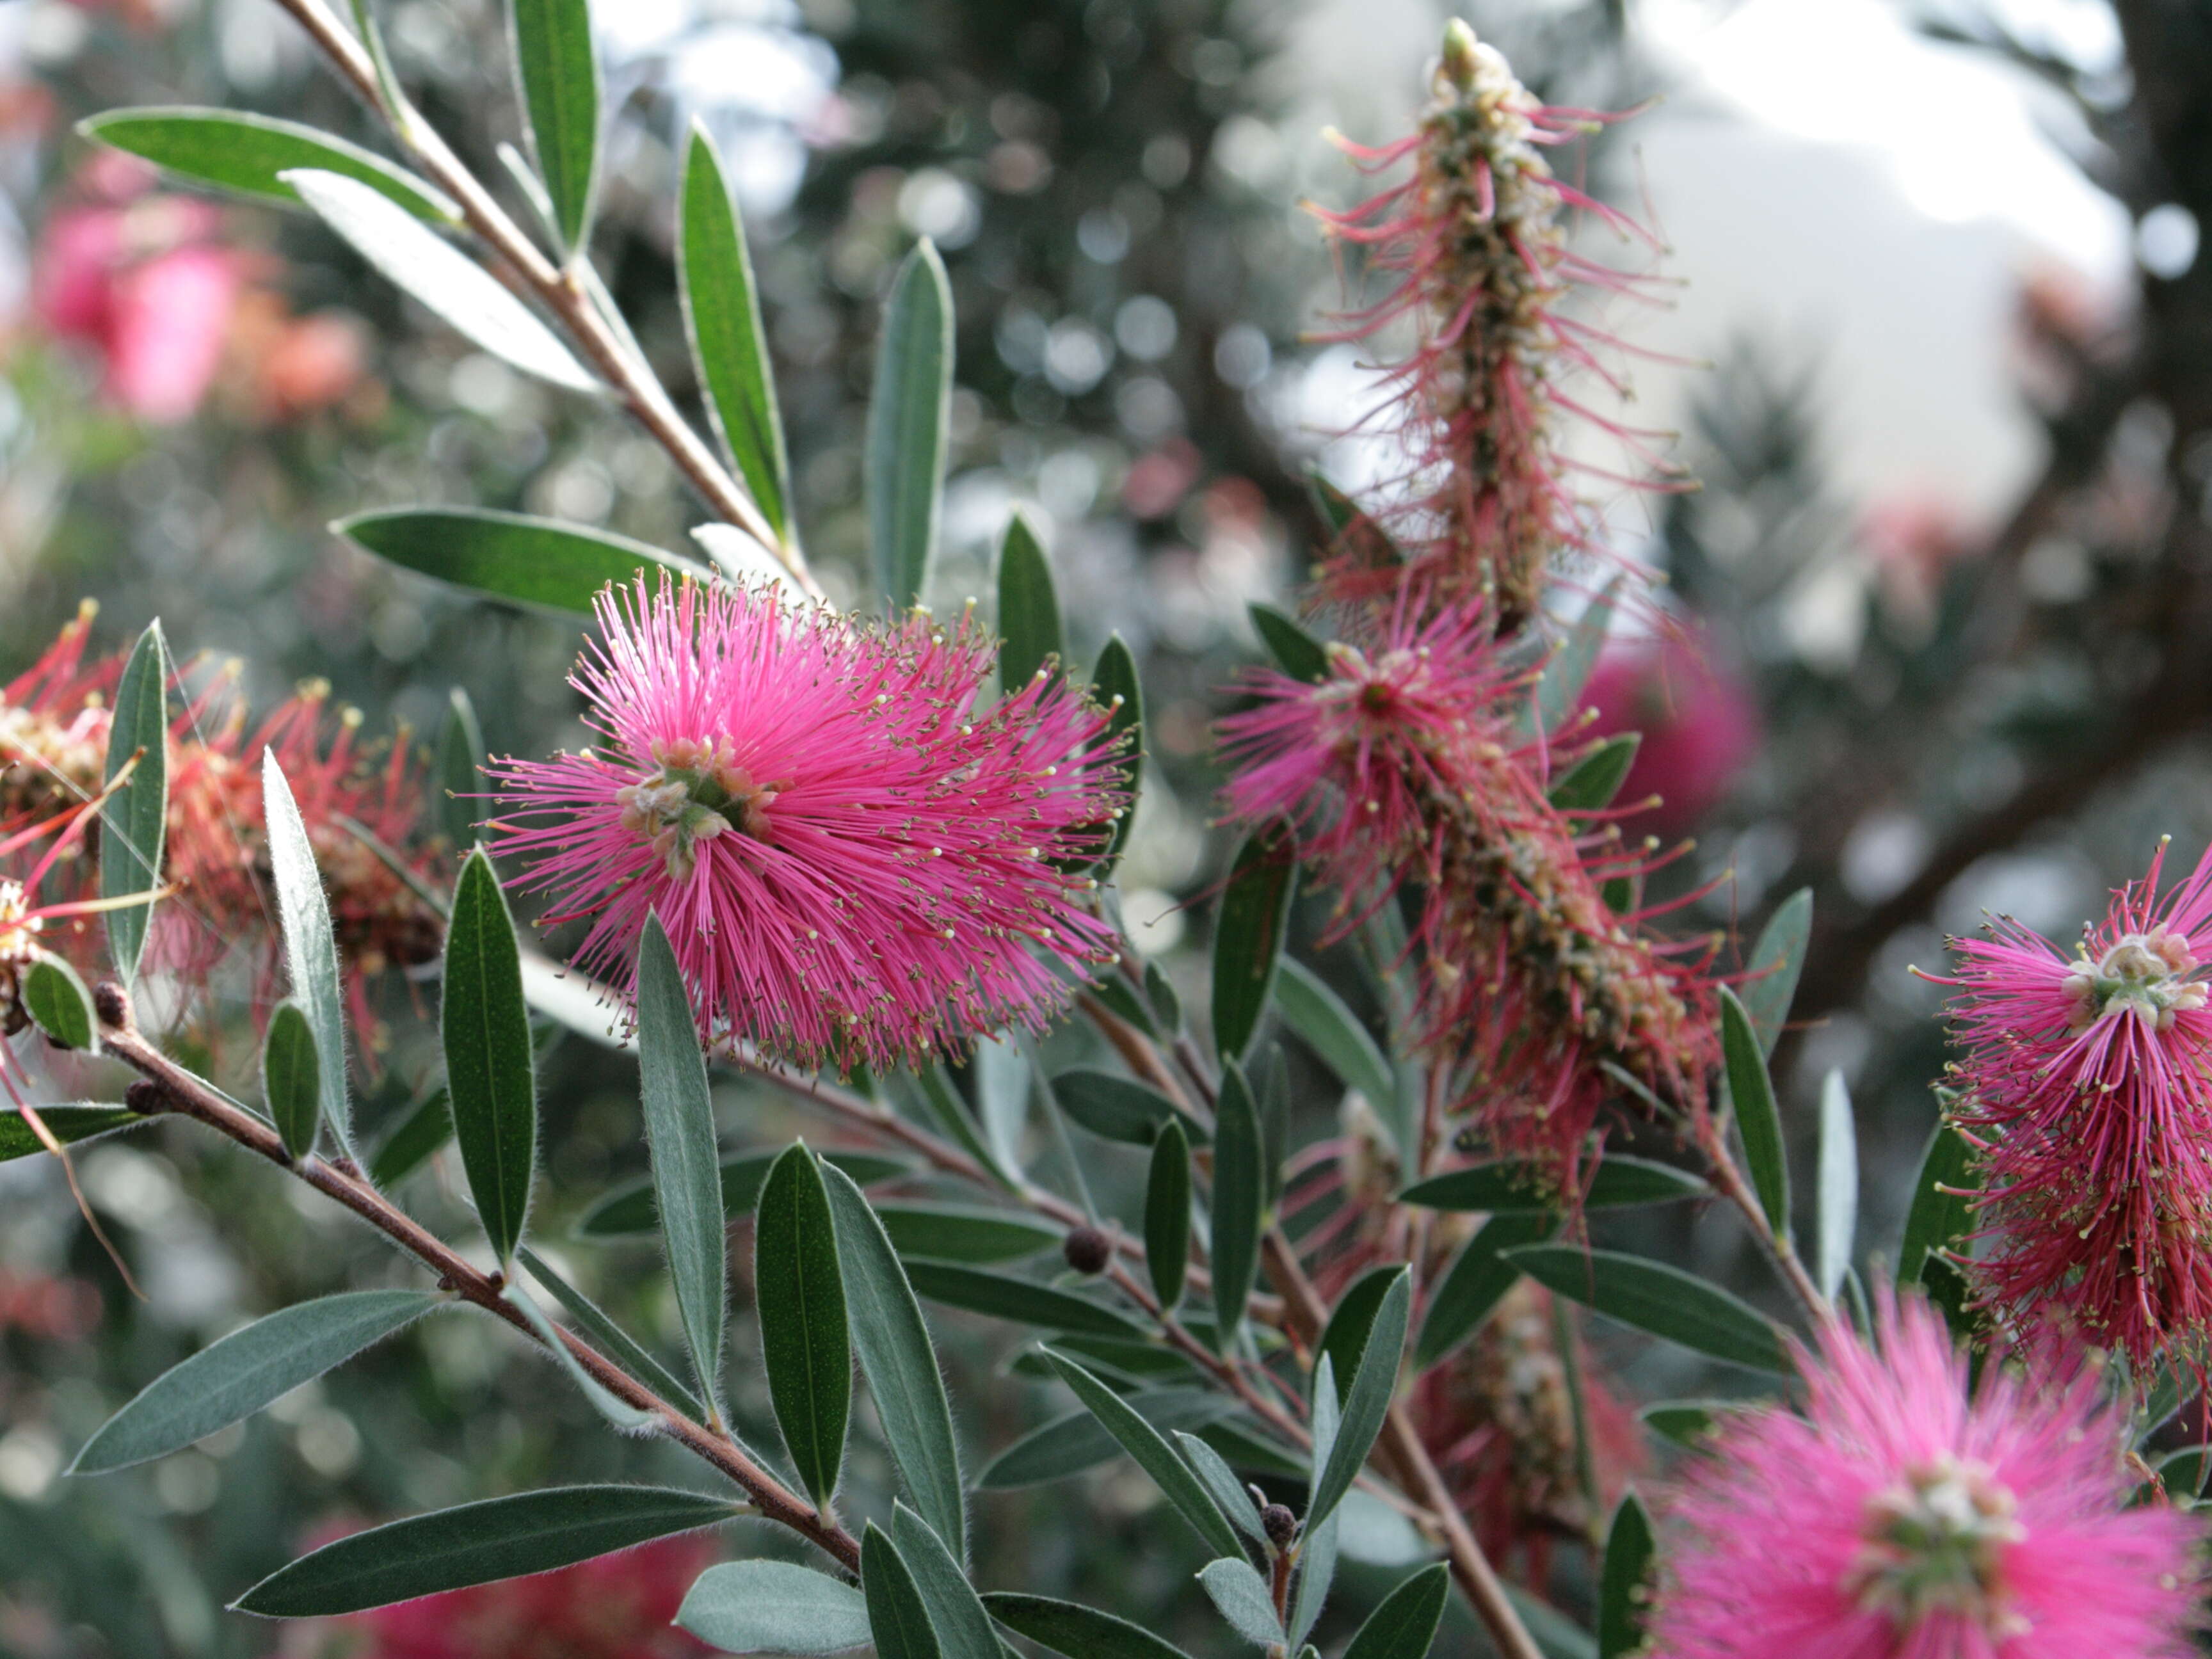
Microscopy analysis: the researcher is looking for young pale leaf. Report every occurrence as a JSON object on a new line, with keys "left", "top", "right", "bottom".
{"left": 1596, "top": 1491, "right": 1655, "bottom": 1659}
{"left": 1342, "top": 1562, "right": 1450, "bottom": 1659}
{"left": 906, "top": 1066, "right": 1014, "bottom": 1190}
{"left": 636, "top": 914, "right": 727, "bottom": 1410}
{"left": 1816, "top": 1069, "right": 1859, "bottom": 1302}
{"left": 507, "top": 0, "right": 600, "bottom": 251}
{"left": 972, "top": 1035, "right": 1029, "bottom": 1180}
{"left": 1173, "top": 1431, "right": 1265, "bottom": 1541}
{"left": 865, "top": 240, "right": 953, "bottom": 613}
{"left": 1506, "top": 1246, "right": 1790, "bottom": 1374}
{"left": 1547, "top": 734, "right": 1641, "bottom": 819}
{"left": 878, "top": 1203, "right": 1056, "bottom": 1265}
{"left": 890, "top": 1502, "right": 1000, "bottom": 1659}
{"left": 983, "top": 1592, "right": 1198, "bottom": 1659}
{"left": 575, "top": 1150, "right": 909, "bottom": 1238}
{"left": 1274, "top": 960, "right": 1395, "bottom": 1118}
{"left": 1212, "top": 826, "right": 1297, "bottom": 1064}
{"left": 1144, "top": 1119, "right": 1192, "bottom": 1311}
{"left": 1197, "top": 1559, "right": 1285, "bottom": 1648}
{"left": 1089, "top": 634, "right": 1144, "bottom": 869}
{"left": 1639, "top": 1401, "right": 1726, "bottom": 1448}
{"left": 443, "top": 850, "right": 538, "bottom": 1266}
{"left": 757, "top": 1144, "right": 850, "bottom": 1507}
{"left": 1316, "top": 1266, "right": 1398, "bottom": 1403}
{"left": 22, "top": 956, "right": 96, "bottom": 1052}
{"left": 1248, "top": 603, "right": 1329, "bottom": 683}
{"left": 905, "top": 1262, "right": 1144, "bottom": 1339}
{"left": 1289, "top": 1497, "right": 1340, "bottom": 1651}
{"left": 1041, "top": 1350, "right": 1245, "bottom": 1559}
{"left": 437, "top": 689, "right": 486, "bottom": 853}
{"left": 80, "top": 108, "right": 454, "bottom": 220}
{"left": 281, "top": 170, "right": 595, "bottom": 390}
{"left": 1209, "top": 1061, "right": 1265, "bottom": 1352}
{"left": 1740, "top": 888, "right": 1813, "bottom": 1055}
{"left": 1719, "top": 987, "right": 1790, "bottom": 1238}
{"left": 0, "top": 1104, "right": 147, "bottom": 1163}
{"left": 339, "top": 508, "right": 700, "bottom": 616}
{"left": 680, "top": 123, "right": 791, "bottom": 542}
{"left": 1524, "top": 578, "right": 1621, "bottom": 738}
{"left": 1050, "top": 1070, "right": 1201, "bottom": 1146}
{"left": 101, "top": 621, "right": 168, "bottom": 984}
{"left": 516, "top": 1246, "right": 701, "bottom": 1418}
{"left": 1309, "top": 1267, "right": 1409, "bottom": 1531}
{"left": 262, "top": 999, "right": 322, "bottom": 1161}
{"left": 821, "top": 1163, "right": 966, "bottom": 1559}
{"left": 998, "top": 510, "right": 1063, "bottom": 693}
{"left": 1416, "top": 1212, "right": 1559, "bottom": 1369}
{"left": 232, "top": 1486, "right": 741, "bottom": 1616}
{"left": 862, "top": 1523, "right": 943, "bottom": 1659}
{"left": 502, "top": 1284, "right": 657, "bottom": 1432}
{"left": 264, "top": 751, "right": 353, "bottom": 1156}
{"left": 72, "top": 1290, "right": 441, "bottom": 1475}
{"left": 977, "top": 1390, "right": 1226, "bottom": 1489}
{"left": 678, "top": 1560, "right": 872, "bottom": 1655}
{"left": 1898, "top": 1118, "right": 1975, "bottom": 1286}
{"left": 1400, "top": 1157, "right": 1706, "bottom": 1213}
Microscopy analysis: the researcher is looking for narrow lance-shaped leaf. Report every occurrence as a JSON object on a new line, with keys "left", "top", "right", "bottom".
{"left": 879, "top": 1203, "right": 1056, "bottom": 1264}
{"left": 1041, "top": 1350, "right": 1245, "bottom": 1559}
{"left": 973, "top": 1035, "right": 1029, "bottom": 1180}
{"left": 437, "top": 688, "right": 486, "bottom": 853}
{"left": 862, "top": 1523, "right": 943, "bottom": 1659}
{"left": 1209, "top": 1061, "right": 1265, "bottom": 1353}
{"left": 1248, "top": 603, "right": 1329, "bottom": 684}
{"left": 1051, "top": 1069, "right": 1203, "bottom": 1147}
{"left": 1719, "top": 986, "right": 1790, "bottom": 1239}
{"left": 574, "top": 1148, "right": 910, "bottom": 1238}
{"left": 905, "top": 1262, "right": 1144, "bottom": 1339}
{"left": 1274, "top": 959, "right": 1395, "bottom": 1126}
{"left": 978, "top": 1390, "right": 1227, "bottom": 1489}
{"left": 984, "top": 1592, "right": 1199, "bottom": 1659}
{"left": 680, "top": 122, "right": 792, "bottom": 543}
{"left": 1309, "top": 1267, "right": 1409, "bottom": 1531}
{"left": 502, "top": 1283, "right": 657, "bottom": 1432}
{"left": 1315, "top": 1266, "right": 1397, "bottom": 1404}
{"left": 678, "top": 1561, "right": 872, "bottom": 1655}
{"left": 1416, "top": 1211, "right": 1558, "bottom": 1370}
{"left": 80, "top": 108, "right": 454, "bottom": 221}
{"left": 72, "top": 1291, "right": 442, "bottom": 1475}
{"left": 264, "top": 750, "right": 353, "bottom": 1156}
{"left": 1291, "top": 1362, "right": 1342, "bottom": 1651}
{"left": 339, "top": 508, "right": 703, "bottom": 616}
{"left": 517, "top": 1245, "right": 701, "bottom": 1419}
{"left": 866, "top": 240, "right": 952, "bottom": 613}
{"left": 508, "top": 0, "right": 600, "bottom": 252}
{"left": 757, "top": 1144, "right": 849, "bottom": 1510}
{"left": 635, "top": 913, "right": 727, "bottom": 1413}
{"left": 1400, "top": 1156, "right": 1706, "bottom": 1213}
{"left": 22, "top": 956, "right": 96, "bottom": 1053}
{"left": 1596, "top": 1491, "right": 1655, "bottom": 1659}
{"left": 1741, "top": 887, "right": 1813, "bottom": 1055}
{"left": 1899, "top": 1118, "right": 1976, "bottom": 1286}
{"left": 1145, "top": 1119, "right": 1192, "bottom": 1311}
{"left": 1197, "top": 1558, "right": 1284, "bottom": 1648}
{"left": 1090, "top": 634, "right": 1143, "bottom": 870}
{"left": 1548, "top": 733, "right": 1640, "bottom": 819}
{"left": 442, "top": 850, "right": 538, "bottom": 1266}
{"left": 1507, "top": 1246, "right": 1790, "bottom": 1375}
{"left": 890, "top": 1502, "right": 1000, "bottom": 1659}
{"left": 1817, "top": 1069, "right": 1859, "bottom": 1302}
{"left": 0, "top": 1104, "right": 148, "bottom": 1163}
{"left": 102, "top": 620, "right": 168, "bottom": 983}
{"left": 1341, "top": 1562, "right": 1450, "bottom": 1659}
{"left": 997, "top": 509, "right": 1063, "bottom": 693}
{"left": 1212, "top": 824, "right": 1297, "bottom": 1064}
{"left": 262, "top": 999, "right": 321, "bottom": 1161}
{"left": 1174, "top": 1431, "right": 1265, "bottom": 1541}
{"left": 232, "top": 1486, "right": 742, "bottom": 1617}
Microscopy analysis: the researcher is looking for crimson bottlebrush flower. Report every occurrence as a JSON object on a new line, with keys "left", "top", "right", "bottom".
{"left": 1308, "top": 20, "right": 1679, "bottom": 627}
{"left": 1644, "top": 1290, "right": 2201, "bottom": 1659}
{"left": 1218, "top": 595, "right": 1717, "bottom": 1189}
{"left": 490, "top": 576, "right": 1125, "bottom": 1073}
{"left": 1930, "top": 838, "right": 2212, "bottom": 1367}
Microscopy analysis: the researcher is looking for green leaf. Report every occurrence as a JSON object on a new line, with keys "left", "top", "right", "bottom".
{"left": 636, "top": 913, "right": 727, "bottom": 1411}
{"left": 79, "top": 108, "right": 453, "bottom": 221}
{"left": 1248, "top": 603, "right": 1328, "bottom": 683}
{"left": 822, "top": 1162, "right": 966, "bottom": 1559}
{"left": 906, "top": 1066, "right": 1013, "bottom": 1191}
{"left": 757, "top": 1144, "right": 850, "bottom": 1508}
{"left": 436, "top": 688, "right": 486, "bottom": 853}
{"left": 264, "top": 751, "right": 353, "bottom": 1157}
{"left": 1015, "top": 1334, "right": 1197, "bottom": 1383}
{"left": 1049, "top": 1070, "right": 1203, "bottom": 1147}
{"left": 890, "top": 1502, "right": 998, "bottom": 1659}
{"left": 678, "top": 1560, "right": 871, "bottom": 1655}
{"left": 680, "top": 122, "right": 792, "bottom": 543}
{"left": 1089, "top": 634, "right": 1143, "bottom": 869}
{"left": 1041, "top": 1350, "right": 1244, "bottom": 1558}
{"left": 1289, "top": 1491, "right": 1338, "bottom": 1650}
{"left": 1740, "top": 888, "right": 1812, "bottom": 1055}
{"left": 1816, "top": 1070, "right": 1858, "bottom": 1302}
{"left": 905, "top": 1262, "right": 1144, "bottom": 1340}
{"left": 878, "top": 1203, "right": 1057, "bottom": 1264}
{"left": 1400, "top": 1157, "right": 1706, "bottom": 1213}
{"left": 862, "top": 1523, "right": 943, "bottom": 1659}
{"left": 1173, "top": 1431, "right": 1265, "bottom": 1541}
{"left": 1316, "top": 1266, "right": 1397, "bottom": 1404}
{"left": 1209, "top": 1061, "right": 1265, "bottom": 1352}
{"left": 281, "top": 169, "right": 596, "bottom": 390}
{"left": 232, "top": 1486, "right": 741, "bottom": 1616}
{"left": 516, "top": 1246, "right": 701, "bottom": 1418}
{"left": 1415, "top": 1212, "right": 1559, "bottom": 1370}
{"left": 442, "top": 849, "right": 538, "bottom": 1266}
{"left": 1212, "top": 826, "right": 1297, "bottom": 1064}
{"left": 1898, "top": 1118, "right": 1975, "bottom": 1286}
{"left": 22, "top": 955, "right": 96, "bottom": 1052}
{"left": 1274, "top": 960, "right": 1395, "bottom": 1119}
{"left": 1341, "top": 1562, "right": 1450, "bottom": 1659}
{"left": 1525, "top": 578, "right": 1620, "bottom": 739}
{"left": 865, "top": 240, "right": 953, "bottom": 613}
{"left": 1638, "top": 1401, "right": 1727, "bottom": 1448}
{"left": 976, "top": 1390, "right": 1226, "bottom": 1489}
{"left": 0, "top": 1104, "right": 148, "bottom": 1163}
{"left": 100, "top": 620, "right": 168, "bottom": 984}
{"left": 984, "top": 1593, "right": 1197, "bottom": 1659}
{"left": 72, "top": 1290, "right": 440, "bottom": 1475}
{"left": 1145, "top": 961, "right": 1183, "bottom": 1033}
{"left": 339, "top": 507, "right": 702, "bottom": 616}
{"left": 502, "top": 1283, "right": 658, "bottom": 1432}
{"left": 575, "top": 1150, "right": 909, "bottom": 1238}
{"left": 973, "top": 1036, "right": 1030, "bottom": 1180}
{"left": 261, "top": 999, "right": 322, "bottom": 1161}
{"left": 508, "top": 0, "right": 600, "bottom": 252}
{"left": 1289, "top": 1364, "right": 1341, "bottom": 1647}
{"left": 1310, "top": 1267, "right": 1408, "bottom": 1531}
{"left": 1506, "top": 1247, "right": 1790, "bottom": 1374}
{"left": 1144, "top": 1119, "right": 1192, "bottom": 1311}
{"left": 997, "top": 510, "right": 1063, "bottom": 693}
{"left": 1548, "top": 734, "right": 1641, "bottom": 819}
{"left": 1196, "top": 1558, "right": 1283, "bottom": 1648}
{"left": 1596, "top": 1493, "right": 1654, "bottom": 1659}
{"left": 1719, "top": 986, "right": 1790, "bottom": 1238}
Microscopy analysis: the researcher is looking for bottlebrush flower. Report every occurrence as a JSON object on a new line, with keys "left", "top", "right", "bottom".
{"left": 1307, "top": 20, "right": 1677, "bottom": 627}
{"left": 1218, "top": 595, "right": 1717, "bottom": 1189}
{"left": 490, "top": 576, "right": 1125, "bottom": 1073}
{"left": 1930, "top": 838, "right": 2212, "bottom": 1368}
{"left": 1643, "top": 1290, "right": 2201, "bottom": 1659}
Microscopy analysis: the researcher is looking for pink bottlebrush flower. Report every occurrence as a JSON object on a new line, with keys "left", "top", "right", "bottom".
{"left": 1644, "top": 1290, "right": 2202, "bottom": 1659}
{"left": 1218, "top": 594, "right": 1717, "bottom": 1189}
{"left": 1930, "top": 838, "right": 2212, "bottom": 1368}
{"left": 490, "top": 576, "right": 1125, "bottom": 1073}
{"left": 1582, "top": 630, "right": 1759, "bottom": 839}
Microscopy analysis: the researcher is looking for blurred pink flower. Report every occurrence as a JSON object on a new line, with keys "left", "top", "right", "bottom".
{"left": 1645, "top": 1290, "right": 2201, "bottom": 1659}
{"left": 1582, "top": 632, "right": 1758, "bottom": 838}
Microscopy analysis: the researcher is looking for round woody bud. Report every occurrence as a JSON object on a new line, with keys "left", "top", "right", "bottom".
{"left": 93, "top": 981, "right": 129, "bottom": 1029}
{"left": 1261, "top": 1503, "right": 1300, "bottom": 1550}
{"left": 1063, "top": 1225, "right": 1112, "bottom": 1276}
{"left": 125, "top": 1079, "right": 171, "bottom": 1116}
